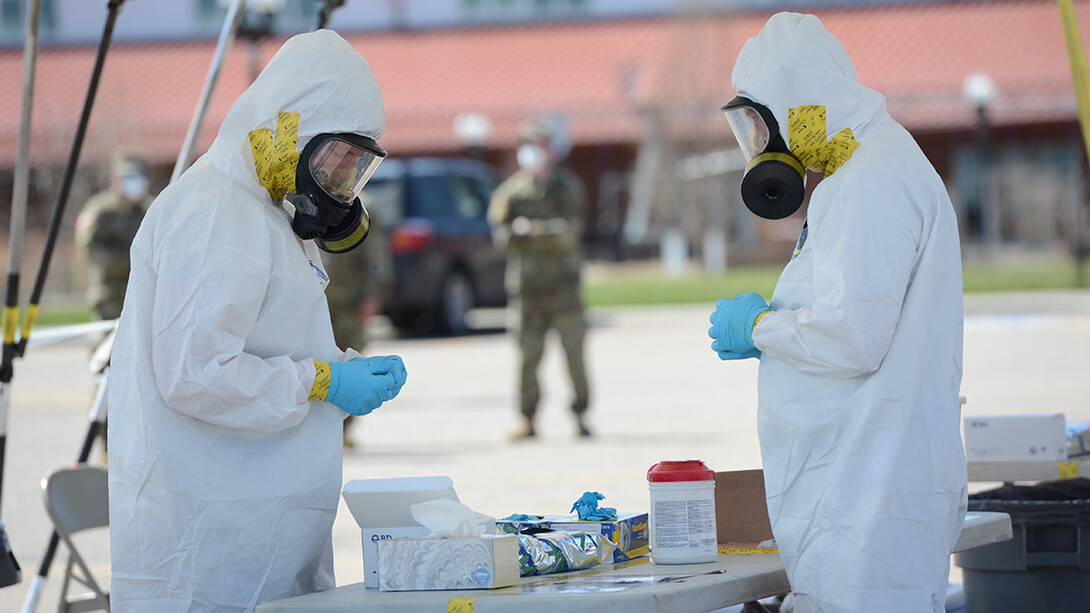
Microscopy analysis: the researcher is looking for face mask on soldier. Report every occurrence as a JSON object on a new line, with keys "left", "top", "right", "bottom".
{"left": 517, "top": 143, "right": 548, "bottom": 173}
{"left": 121, "top": 175, "right": 150, "bottom": 203}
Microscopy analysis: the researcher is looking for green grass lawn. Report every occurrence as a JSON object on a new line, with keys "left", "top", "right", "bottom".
{"left": 583, "top": 259, "right": 1089, "bottom": 307}
{"left": 22, "top": 258, "right": 1089, "bottom": 326}
{"left": 30, "top": 304, "right": 100, "bottom": 326}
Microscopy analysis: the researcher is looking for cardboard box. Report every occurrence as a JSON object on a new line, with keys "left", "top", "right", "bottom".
{"left": 714, "top": 469, "right": 773, "bottom": 549}
{"left": 545, "top": 513, "right": 649, "bottom": 563}
{"left": 964, "top": 413, "right": 1067, "bottom": 462}
{"left": 341, "top": 476, "right": 460, "bottom": 588}
{"left": 376, "top": 533, "right": 519, "bottom": 591}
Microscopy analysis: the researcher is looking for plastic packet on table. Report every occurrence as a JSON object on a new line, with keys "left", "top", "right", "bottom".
{"left": 517, "top": 530, "right": 617, "bottom": 576}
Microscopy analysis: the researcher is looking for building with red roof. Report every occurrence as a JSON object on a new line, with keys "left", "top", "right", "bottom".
{"left": 1, "top": 0, "right": 1087, "bottom": 266}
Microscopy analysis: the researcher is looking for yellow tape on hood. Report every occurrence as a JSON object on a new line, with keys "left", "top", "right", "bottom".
{"left": 788, "top": 105, "right": 860, "bottom": 177}
{"left": 249, "top": 112, "right": 301, "bottom": 202}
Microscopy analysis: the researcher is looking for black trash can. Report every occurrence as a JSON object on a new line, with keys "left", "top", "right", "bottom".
{"left": 955, "top": 478, "right": 1090, "bottom": 613}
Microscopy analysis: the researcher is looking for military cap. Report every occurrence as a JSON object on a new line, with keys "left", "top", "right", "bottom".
{"left": 111, "top": 152, "right": 149, "bottom": 177}
{"left": 519, "top": 121, "right": 553, "bottom": 146}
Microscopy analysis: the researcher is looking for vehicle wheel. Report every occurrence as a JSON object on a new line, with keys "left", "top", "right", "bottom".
{"left": 387, "top": 310, "right": 419, "bottom": 330}
{"left": 439, "top": 270, "right": 474, "bottom": 335}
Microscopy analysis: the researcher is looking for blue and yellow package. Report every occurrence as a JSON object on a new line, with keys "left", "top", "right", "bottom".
{"left": 547, "top": 513, "right": 648, "bottom": 563}
{"left": 516, "top": 531, "right": 615, "bottom": 576}
{"left": 497, "top": 513, "right": 648, "bottom": 563}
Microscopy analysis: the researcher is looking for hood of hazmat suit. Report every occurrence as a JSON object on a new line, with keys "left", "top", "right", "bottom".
{"left": 107, "top": 30, "right": 383, "bottom": 612}
{"left": 736, "top": 13, "right": 968, "bottom": 613}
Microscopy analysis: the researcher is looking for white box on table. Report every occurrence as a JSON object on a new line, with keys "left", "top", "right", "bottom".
{"left": 377, "top": 533, "right": 519, "bottom": 591}
{"left": 341, "top": 476, "right": 459, "bottom": 588}
{"left": 964, "top": 413, "right": 1067, "bottom": 462}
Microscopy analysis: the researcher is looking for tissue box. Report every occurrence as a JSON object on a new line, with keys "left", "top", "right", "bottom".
{"left": 377, "top": 534, "right": 519, "bottom": 591}
{"left": 964, "top": 413, "right": 1067, "bottom": 462}
{"left": 498, "top": 513, "right": 649, "bottom": 563}
{"left": 341, "top": 476, "right": 460, "bottom": 588}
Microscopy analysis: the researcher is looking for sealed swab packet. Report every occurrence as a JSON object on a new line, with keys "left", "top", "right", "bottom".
{"left": 516, "top": 529, "right": 616, "bottom": 576}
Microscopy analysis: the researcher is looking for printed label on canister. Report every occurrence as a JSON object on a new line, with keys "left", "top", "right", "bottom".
{"left": 649, "top": 481, "right": 717, "bottom": 563}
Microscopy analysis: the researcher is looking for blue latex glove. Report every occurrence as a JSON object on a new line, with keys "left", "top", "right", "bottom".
{"left": 716, "top": 347, "right": 762, "bottom": 361}
{"left": 326, "top": 355, "right": 407, "bottom": 416}
{"left": 502, "top": 513, "right": 543, "bottom": 522}
{"left": 570, "top": 491, "right": 617, "bottom": 521}
{"left": 708, "top": 292, "right": 771, "bottom": 357}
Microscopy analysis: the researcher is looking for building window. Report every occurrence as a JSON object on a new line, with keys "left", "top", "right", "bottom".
{"left": 1, "top": 1, "right": 20, "bottom": 33}
{"left": 40, "top": 0, "right": 53, "bottom": 28}
{"left": 198, "top": 0, "right": 315, "bottom": 31}
{"left": 462, "top": 0, "right": 586, "bottom": 18}
{"left": 197, "top": 0, "right": 221, "bottom": 26}
{"left": 1, "top": 0, "right": 56, "bottom": 34}
{"left": 290, "top": 0, "right": 318, "bottom": 20}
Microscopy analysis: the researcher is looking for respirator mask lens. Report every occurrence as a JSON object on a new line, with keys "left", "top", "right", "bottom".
{"left": 722, "top": 105, "right": 770, "bottom": 162}
{"left": 284, "top": 132, "right": 386, "bottom": 254}
{"left": 308, "top": 135, "right": 386, "bottom": 204}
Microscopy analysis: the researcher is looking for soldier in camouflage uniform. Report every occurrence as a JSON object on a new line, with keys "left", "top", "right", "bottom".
{"left": 76, "top": 153, "right": 153, "bottom": 320}
{"left": 489, "top": 122, "right": 590, "bottom": 440}
{"left": 323, "top": 192, "right": 393, "bottom": 448}
{"left": 75, "top": 152, "right": 154, "bottom": 459}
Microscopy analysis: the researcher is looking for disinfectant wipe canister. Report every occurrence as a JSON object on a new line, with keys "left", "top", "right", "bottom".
{"left": 647, "top": 460, "right": 717, "bottom": 564}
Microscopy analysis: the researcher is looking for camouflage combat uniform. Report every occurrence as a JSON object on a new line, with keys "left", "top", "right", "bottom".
{"left": 76, "top": 184, "right": 150, "bottom": 460}
{"left": 323, "top": 208, "right": 392, "bottom": 350}
{"left": 76, "top": 190, "right": 150, "bottom": 320}
{"left": 489, "top": 167, "right": 589, "bottom": 432}
{"left": 322, "top": 195, "right": 393, "bottom": 447}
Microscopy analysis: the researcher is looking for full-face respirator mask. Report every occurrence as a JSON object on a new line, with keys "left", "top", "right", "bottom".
{"left": 721, "top": 96, "right": 806, "bottom": 220}
{"left": 280, "top": 132, "right": 386, "bottom": 254}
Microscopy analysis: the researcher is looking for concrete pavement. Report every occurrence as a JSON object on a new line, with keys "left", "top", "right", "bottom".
{"left": 0, "top": 291, "right": 1087, "bottom": 610}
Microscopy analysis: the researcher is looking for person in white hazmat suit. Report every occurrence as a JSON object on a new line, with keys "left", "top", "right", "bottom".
{"left": 107, "top": 30, "right": 407, "bottom": 612}
{"left": 707, "top": 13, "right": 968, "bottom": 612}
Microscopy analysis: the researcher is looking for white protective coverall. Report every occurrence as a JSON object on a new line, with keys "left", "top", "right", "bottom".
{"left": 739, "top": 14, "right": 968, "bottom": 612}
{"left": 107, "top": 31, "right": 383, "bottom": 612}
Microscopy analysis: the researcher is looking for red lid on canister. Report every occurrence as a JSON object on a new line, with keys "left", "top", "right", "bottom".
{"left": 647, "top": 460, "right": 715, "bottom": 482}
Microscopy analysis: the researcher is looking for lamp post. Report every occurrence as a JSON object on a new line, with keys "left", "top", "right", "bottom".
{"left": 963, "top": 73, "right": 998, "bottom": 251}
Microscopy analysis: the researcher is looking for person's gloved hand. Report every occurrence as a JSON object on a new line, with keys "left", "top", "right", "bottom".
{"left": 708, "top": 292, "right": 771, "bottom": 358}
{"left": 311, "top": 355, "right": 407, "bottom": 416}
{"left": 716, "top": 347, "right": 762, "bottom": 361}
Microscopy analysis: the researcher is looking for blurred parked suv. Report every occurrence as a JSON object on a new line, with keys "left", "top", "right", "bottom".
{"left": 363, "top": 157, "right": 507, "bottom": 335}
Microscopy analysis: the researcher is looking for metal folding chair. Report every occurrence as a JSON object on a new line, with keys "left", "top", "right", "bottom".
{"left": 41, "top": 464, "right": 110, "bottom": 612}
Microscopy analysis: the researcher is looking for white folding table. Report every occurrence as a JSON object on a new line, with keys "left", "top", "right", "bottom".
{"left": 256, "top": 511, "right": 1011, "bottom": 613}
